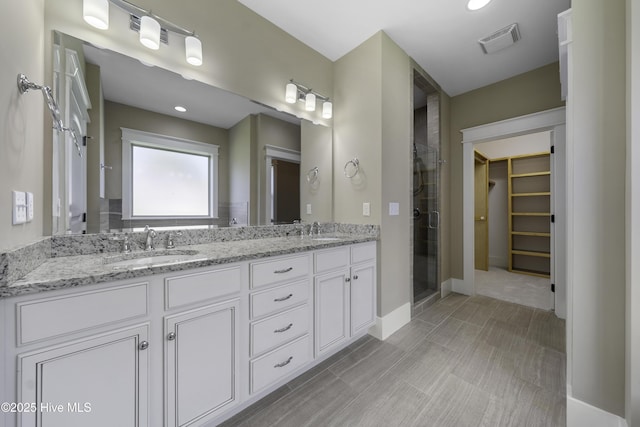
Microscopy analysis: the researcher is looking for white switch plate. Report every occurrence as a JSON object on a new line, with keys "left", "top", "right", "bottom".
{"left": 363, "top": 202, "right": 370, "bottom": 217}
{"left": 26, "top": 192, "right": 34, "bottom": 222}
{"left": 306, "top": 204, "right": 312, "bottom": 215}
{"left": 389, "top": 202, "right": 399, "bottom": 216}
{"left": 12, "top": 190, "right": 27, "bottom": 225}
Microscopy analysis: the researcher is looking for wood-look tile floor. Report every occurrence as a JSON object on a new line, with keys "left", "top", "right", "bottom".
{"left": 220, "top": 294, "right": 566, "bottom": 427}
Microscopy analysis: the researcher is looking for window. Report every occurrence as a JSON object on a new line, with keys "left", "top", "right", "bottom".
{"left": 121, "top": 128, "right": 218, "bottom": 219}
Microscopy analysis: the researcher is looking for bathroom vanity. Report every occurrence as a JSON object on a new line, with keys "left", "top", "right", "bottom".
{"left": 0, "top": 231, "right": 377, "bottom": 427}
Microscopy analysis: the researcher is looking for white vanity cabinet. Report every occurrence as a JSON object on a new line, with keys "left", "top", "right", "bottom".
{"left": 314, "top": 242, "right": 377, "bottom": 357}
{"left": 247, "top": 254, "right": 313, "bottom": 395}
{"left": 11, "top": 282, "right": 152, "bottom": 427}
{"left": 162, "top": 265, "right": 243, "bottom": 427}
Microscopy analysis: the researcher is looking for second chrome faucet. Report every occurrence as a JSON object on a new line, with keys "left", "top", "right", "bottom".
{"left": 143, "top": 225, "right": 157, "bottom": 251}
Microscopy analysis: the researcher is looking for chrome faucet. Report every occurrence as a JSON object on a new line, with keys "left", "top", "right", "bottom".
{"left": 309, "top": 221, "right": 320, "bottom": 236}
{"left": 166, "top": 231, "right": 182, "bottom": 249}
{"left": 144, "top": 225, "right": 157, "bottom": 251}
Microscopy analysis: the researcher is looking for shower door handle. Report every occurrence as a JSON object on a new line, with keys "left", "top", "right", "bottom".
{"left": 428, "top": 211, "right": 440, "bottom": 229}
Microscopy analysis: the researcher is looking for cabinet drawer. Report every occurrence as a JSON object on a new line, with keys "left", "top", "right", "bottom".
{"left": 250, "top": 280, "right": 309, "bottom": 319}
{"left": 17, "top": 283, "right": 148, "bottom": 345}
{"left": 250, "top": 304, "right": 310, "bottom": 357}
{"left": 250, "top": 254, "right": 310, "bottom": 289}
{"left": 165, "top": 265, "right": 242, "bottom": 310}
{"left": 314, "top": 246, "right": 349, "bottom": 274}
{"left": 351, "top": 242, "right": 377, "bottom": 265}
{"left": 250, "top": 335, "right": 311, "bottom": 394}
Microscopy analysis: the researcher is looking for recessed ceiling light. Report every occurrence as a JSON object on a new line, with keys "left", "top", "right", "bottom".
{"left": 467, "top": 0, "right": 492, "bottom": 11}
{"left": 174, "top": 106, "right": 187, "bottom": 112}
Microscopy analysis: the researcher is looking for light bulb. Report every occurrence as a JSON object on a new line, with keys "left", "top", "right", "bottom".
{"left": 83, "top": 0, "right": 109, "bottom": 30}
{"left": 285, "top": 83, "right": 297, "bottom": 104}
{"left": 139, "top": 16, "right": 161, "bottom": 50}
{"left": 322, "top": 101, "right": 332, "bottom": 119}
{"left": 305, "top": 93, "right": 316, "bottom": 111}
{"left": 185, "top": 36, "right": 203, "bottom": 66}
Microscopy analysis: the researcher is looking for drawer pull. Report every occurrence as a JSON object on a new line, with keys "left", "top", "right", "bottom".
{"left": 274, "top": 293, "right": 293, "bottom": 302}
{"left": 274, "top": 356, "right": 293, "bottom": 368}
{"left": 274, "top": 323, "right": 294, "bottom": 333}
{"left": 274, "top": 267, "right": 293, "bottom": 274}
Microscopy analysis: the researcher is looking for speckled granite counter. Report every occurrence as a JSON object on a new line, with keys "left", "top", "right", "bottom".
{"left": 1, "top": 232, "right": 377, "bottom": 298}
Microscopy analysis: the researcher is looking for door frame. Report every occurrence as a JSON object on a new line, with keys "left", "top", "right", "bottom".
{"left": 459, "top": 106, "right": 566, "bottom": 318}
{"left": 263, "top": 145, "right": 300, "bottom": 225}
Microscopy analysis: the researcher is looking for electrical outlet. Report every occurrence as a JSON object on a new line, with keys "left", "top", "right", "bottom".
{"left": 12, "top": 190, "right": 27, "bottom": 225}
{"left": 306, "top": 204, "right": 312, "bottom": 215}
{"left": 26, "top": 192, "right": 34, "bottom": 222}
{"left": 363, "top": 202, "right": 370, "bottom": 217}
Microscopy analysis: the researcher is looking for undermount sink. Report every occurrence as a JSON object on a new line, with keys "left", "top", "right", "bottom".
{"left": 105, "top": 249, "right": 204, "bottom": 270}
{"left": 311, "top": 237, "right": 342, "bottom": 241}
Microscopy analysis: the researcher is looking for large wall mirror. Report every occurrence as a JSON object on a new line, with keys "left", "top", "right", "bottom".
{"left": 51, "top": 31, "right": 333, "bottom": 235}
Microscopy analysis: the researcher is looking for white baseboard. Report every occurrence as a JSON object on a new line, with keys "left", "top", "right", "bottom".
{"left": 368, "top": 302, "right": 411, "bottom": 340}
{"left": 441, "top": 278, "right": 452, "bottom": 298}
{"left": 567, "top": 395, "right": 627, "bottom": 427}
{"left": 451, "top": 278, "right": 473, "bottom": 295}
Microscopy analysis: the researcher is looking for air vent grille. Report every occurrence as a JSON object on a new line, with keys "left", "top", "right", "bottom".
{"left": 478, "top": 23, "right": 521, "bottom": 54}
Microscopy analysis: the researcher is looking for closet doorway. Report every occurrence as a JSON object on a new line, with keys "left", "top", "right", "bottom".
{"left": 474, "top": 132, "right": 553, "bottom": 310}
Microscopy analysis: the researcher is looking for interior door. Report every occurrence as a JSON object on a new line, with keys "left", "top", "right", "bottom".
{"left": 474, "top": 151, "right": 489, "bottom": 271}
{"left": 272, "top": 159, "right": 300, "bottom": 224}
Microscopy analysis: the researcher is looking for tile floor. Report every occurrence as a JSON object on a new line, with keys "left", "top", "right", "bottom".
{"left": 475, "top": 267, "right": 551, "bottom": 310}
{"left": 220, "top": 293, "right": 566, "bottom": 427}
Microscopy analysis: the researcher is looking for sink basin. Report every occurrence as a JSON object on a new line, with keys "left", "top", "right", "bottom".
{"left": 311, "top": 237, "right": 342, "bottom": 241}
{"left": 105, "top": 250, "right": 204, "bottom": 270}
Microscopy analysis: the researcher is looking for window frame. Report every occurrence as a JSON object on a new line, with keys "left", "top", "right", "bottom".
{"left": 121, "top": 128, "right": 219, "bottom": 220}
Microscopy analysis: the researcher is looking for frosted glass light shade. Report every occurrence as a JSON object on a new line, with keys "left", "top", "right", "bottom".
{"left": 322, "top": 101, "right": 332, "bottom": 119}
{"left": 285, "top": 83, "right": 297, "bottom": 103}
{"left": 139, "top": 16, "right": 161, "bottom": 50}
{"left": 467, "top": 0, "right": 492, "bottom": 10}
{"left": 305, "top": 93, "right": 316, "bottom": 111}
{"left": 185, "top": 36, "right": 203, "bottom": 66}
{"left": 83, "top": 0, "right": 109, "bottom": 30}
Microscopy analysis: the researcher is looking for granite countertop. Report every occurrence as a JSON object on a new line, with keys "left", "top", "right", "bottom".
{"left": 2, "top": 233, "right": 376, "bottom": 298}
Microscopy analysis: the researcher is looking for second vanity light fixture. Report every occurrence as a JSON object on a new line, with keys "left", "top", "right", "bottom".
{"left": 82, "top": 0, "right": 203, "bottom": 66}
{"left": 285, "top": 80, "right": 332, "bottom": 119}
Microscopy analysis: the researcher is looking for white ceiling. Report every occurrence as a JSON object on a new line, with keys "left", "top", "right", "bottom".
{"left": 83, "top": 44, "right": 299, "bottom": 129}
{"left": 238, "top": 0, "right": 571, "bottom": 96}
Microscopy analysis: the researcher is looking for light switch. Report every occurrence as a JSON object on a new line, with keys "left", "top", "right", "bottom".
{"left": 26, "top": 192, "right": 34, "bottom": 222}
{"left": 389, "top": 202, "right": 400, "bottom": 216}
{"left": 363, "top": 202, "right": 370, "bottom": 217}
{"left": 306, "top": 204, "right": 312, "bottom": 215}
{"left": 12, "top": 190, "right": 27, "bottom": 225}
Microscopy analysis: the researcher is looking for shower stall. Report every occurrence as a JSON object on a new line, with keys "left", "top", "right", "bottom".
{"left": 412, "top": 75, "right": 441, "bottom": 303}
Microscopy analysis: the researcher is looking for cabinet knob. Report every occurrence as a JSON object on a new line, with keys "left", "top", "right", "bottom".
{"left": 138, "top": 341, "right": 149, "bottom": 351}
{"left": 353, "top": 275, "right": 359, "bottom": 280}
{"left": 345, "top": 277, "right": 351, "bottom": 283}
{"left": 167, "top": 332, "right": 176, "bottom": 341}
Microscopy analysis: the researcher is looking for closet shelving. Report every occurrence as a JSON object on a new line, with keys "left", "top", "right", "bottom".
{"left": 508, "top": 152, "right": 551, "bottom": 278}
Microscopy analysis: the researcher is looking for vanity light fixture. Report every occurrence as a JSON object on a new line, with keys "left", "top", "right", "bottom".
{"left": 82, "top": 0, "right": 203, "bottom": 66}
{"left": 139, "top": 15, "right": 161, "bottom": 50}
{"left": 83, "top": 0, "right": 109, "bottom": 29}
{"left": 467, "top": 0, "right": 492, "bottom": 11}
{"left": 284, "top": 79, "right": 332, "bottom": 119}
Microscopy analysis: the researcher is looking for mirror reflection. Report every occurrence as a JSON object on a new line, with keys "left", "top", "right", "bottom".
{"left": 52, "top": 31, "right": 325, "bottom": 235}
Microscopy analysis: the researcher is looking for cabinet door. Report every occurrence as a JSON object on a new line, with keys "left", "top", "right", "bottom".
{"left": 18, "top": 324, "right": 149, "bottom": 427}
{"left": 165, "top": 299, "right": 239, "bottom": 427}
{"left": 350, "top": 263, "right": 377, "bottom": 336}
{"left": 314, "top": 270, "right": 349, "bottom": 357}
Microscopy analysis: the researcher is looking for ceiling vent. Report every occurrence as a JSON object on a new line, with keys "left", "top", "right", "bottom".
{"left": 478, "top": 23, "right": 521, "bottom": 54}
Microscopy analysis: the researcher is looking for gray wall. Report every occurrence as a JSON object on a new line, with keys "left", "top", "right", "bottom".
{"left": 0, "top": 0, "right": 45, "bottom": 250}
{"left": 229, "top": 115, "right": 256, "bottom": 225}
{"left": 569, "top": 0, "right": 626, "bottom": 417}
{"left": 300, "top": 121, "right": 333, "bottom": 223}
{"left": 85, "top": 62, "right": 104, "bottom": 234}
